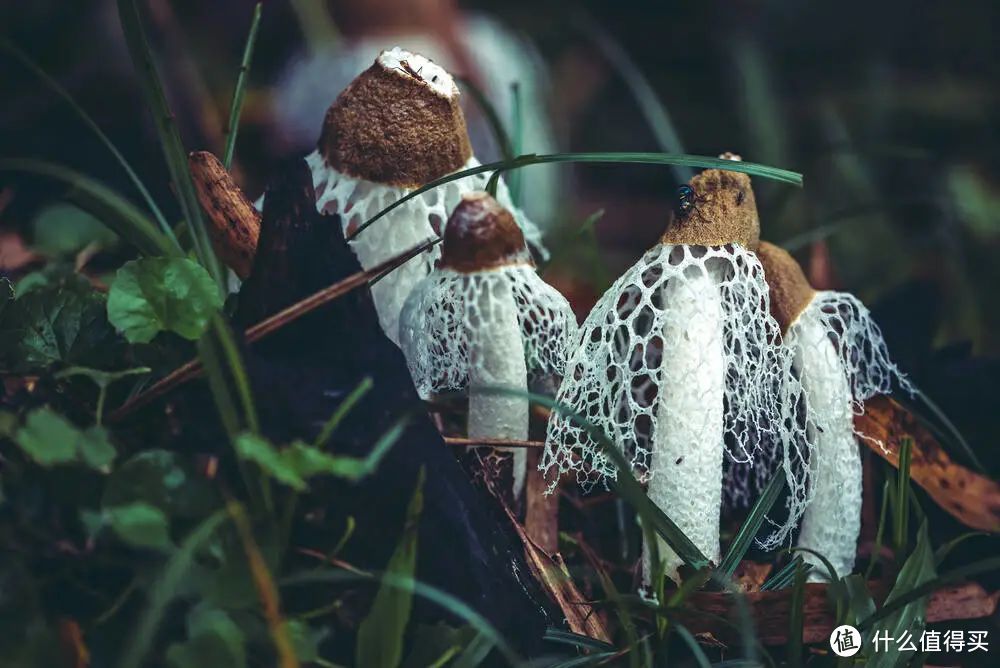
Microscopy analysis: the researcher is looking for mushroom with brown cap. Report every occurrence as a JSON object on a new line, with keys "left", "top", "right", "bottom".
{"left": 399, "top": 192, "right": 577, "bottom": 499}
{"left": 540, "top": 157, "right": 811, "bottom": 586}
{"left": 756, "top": 241, "right": 914, "bottom": 581}
{"left": 305, "top": 47, "right": 545, "bottom": 344}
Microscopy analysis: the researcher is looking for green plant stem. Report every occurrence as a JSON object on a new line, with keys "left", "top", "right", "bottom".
{"left": 223, "top": 3, "right": 263, "bottom": 169}
{"left": 117, "top": 0, "right": 224, "bottom": 290}
{"left": 350, "top": 152, "right": 803, "bottom": 239}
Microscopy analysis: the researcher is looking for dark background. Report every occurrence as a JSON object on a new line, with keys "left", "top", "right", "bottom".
{"left": 2, "top": 0, "right": 998, "bottom": 464}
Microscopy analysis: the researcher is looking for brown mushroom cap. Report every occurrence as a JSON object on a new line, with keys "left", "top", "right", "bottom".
{"left": 660, "top": 168, "right": 760, "bottom": 249}
{"left": 756, "top": 241, "right": 816, "bottom": 333}
{"left": 318, "top": 49, "right": 473, "bottom": 189}
{"left": 439, "top": 192, "right": 532, "bottom": 273}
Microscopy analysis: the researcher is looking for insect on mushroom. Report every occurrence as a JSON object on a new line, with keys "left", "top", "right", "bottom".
{"left": 399, "top": 192, "right": 578, "bottom": 501}
{"left": 540, "top": 156, "right": 811, "bottom": 587}
{"left": 300, "top": 47, "right": 546, "bottom": 345}
{"left": 756, "top": 241, "right": 914, "bottom": 581}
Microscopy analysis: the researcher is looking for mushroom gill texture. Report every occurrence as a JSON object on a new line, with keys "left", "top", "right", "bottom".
{"left": 399, "top": 193, "right": 577, "bottom": 498}
{"left": 318, "top": 48, "right": 472, "bottom": 189}
{"left": 541, "top": 169, "right": 810, "bottom": 586}
{"left": 752, "top": 240, "right": 915, "bottom": 581}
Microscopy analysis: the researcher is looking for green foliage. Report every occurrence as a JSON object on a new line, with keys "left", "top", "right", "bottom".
{"left": 31, "top": 203, "right": 118, "bottom": 256}
{"left": 0, "top": 276, "right": 118, "bottom": 373}
{"left": 356, "top": 469, "right": 425, "bottom": 668}
{"left": 107, "top": 501, "right": 173, "bottom": 551}
{"left": 14, "top": 407, "right": 116, "bottom": 469}
{"left": 103, "top": 450, "right": 220, "bottom": 519}
{"left": 166, "top": 607, "right": 247, "bottom": 668}
{"left": 107, "top": 257, "right": 223, "bottom": 343}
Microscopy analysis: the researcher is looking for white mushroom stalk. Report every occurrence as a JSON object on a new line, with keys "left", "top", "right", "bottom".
{"left": 541, "top": 165, "right": 810, "bottom": 586}
{"left": 305, "top": 47, "right": 545, "bottom": 344}
{"left": 400, "top": 192, "right": 577, "bottom": 499}
{"left": 756, "top": 242, "right": 914, "bottom": 581}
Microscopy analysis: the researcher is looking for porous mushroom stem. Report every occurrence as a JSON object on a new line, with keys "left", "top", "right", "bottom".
{"left": 791, "top": 305, "right": 861, "bottom": 581}
{"left": 468, "top": 277, "right": 530, "bottom": 498}
{"left": 643, "top": 260, "right": 725, "bottom": 585}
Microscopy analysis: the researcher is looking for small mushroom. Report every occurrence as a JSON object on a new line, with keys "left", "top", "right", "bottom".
{"left": 756, "top": 241, "right": 914, "bottom": 581}
{"left": 540, "top": 159, "right": 810, "bottom": 586}
{"left": 303, "top": 47, "right": 545, "bottom": 345}
{"left": 400, "top": 192, "right": 577, "bottom": 499}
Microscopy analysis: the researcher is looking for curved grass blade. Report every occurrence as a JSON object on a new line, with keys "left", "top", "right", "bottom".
{"left": 865, "top": 480, "right": 892, "bottom": 580}
{"left": 350, "top": 152, "right": 803, "bottom": 239}
{"left": 223, "top": 2, "right": 263, "bottom": 169}
{"left": 117, "top": 0, "right": 224, "bottom": 289}
{"left": 544, "top": 652, "right": 619, "bottom": 667}
{"left": 508, "top": 82, "right": 523, "bottom": 204}
{"left": 674, "top": 624, "right": 712, "bottom": 668}
{"left": 542, "top": 628, "right": 616, "bottom": 653}
{"left": 933, "top": 531, "right": 987, "bottom": 566}
{"left": 0, "top": 39, "right": 175, "bottom": 245}
{"left": 281, "top": 570, "right": 519, "bottom": 665}
{"left": 760, "top": 555, "right": 810, "bottom": 591}
{"left": 573, "top": 13, "right": 692, "bottom": 183}
{"left": 0, "top": 158, "right": 174, "bottom": 257}
{"left": 787, "top": 559, "right": 806, "bottom": 665}
{"left": 719, "top": 470, "right": 785, "bottom": 576}
{"left": 909, "top": 389, "right": 986, "bottom": 473}
{"left": 118, "top": 509, "right": 229, "bottom": 668}
{"left": 455, "top": 75, "right": 514, "bottom": 162}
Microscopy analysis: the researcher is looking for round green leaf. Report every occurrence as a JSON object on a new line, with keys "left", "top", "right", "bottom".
{"left": 107, "top": 257, "right": 222, "bottom": 343}
{"left": 107, "top": 502, "right": 172, "bottom": 551}
{"left": 14, "top": 408, "right": 80, "bottom": 467}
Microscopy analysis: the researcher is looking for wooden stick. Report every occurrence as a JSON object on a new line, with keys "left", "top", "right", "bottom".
{"left": 443, "top": 436, "right": 544, "bottom": 449}
{"left": 107, "top": 238, "right": 439, "bottom": 422}
{"left": 679, "top": 581, "right": 998, "bottom": 646}
{"left": 188, "top": 151, "right": 260, "bottom": 279}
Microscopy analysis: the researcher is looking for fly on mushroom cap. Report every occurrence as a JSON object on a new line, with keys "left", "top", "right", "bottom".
{"left": 318, "top": 49, "right": 471, "bottom": 189}
{"left": 540, "top": 162, "right": 810, "bottom": 587}
{"left": 439, "top": 192, "right": 533, "bottom": 273}
{"left": 661, "top": 168, "right": 760, "bottom": 249}
{"left": 303, "top": 47, "right": 546, "bottom": 347}
{"left": 400, "top": 192, "right": 577, "bottom": 499}
{"left": 753, "top": 240, "right": 914, "bottom": 582}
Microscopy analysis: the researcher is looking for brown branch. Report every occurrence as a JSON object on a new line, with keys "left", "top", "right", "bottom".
{"left": 855, "top": 396, "right": 1000, "bottom": 532}
{"left": 443, "top": 436, "right": 544, "bottom": 449}
{"left": 107, "top": 238, "right": 440, "bottom": 422}
{"left": 679, "top": 581, "right": 998, "bottom": 646}
{"left": 188, "top": 151, "right": 260, "bottom": 279}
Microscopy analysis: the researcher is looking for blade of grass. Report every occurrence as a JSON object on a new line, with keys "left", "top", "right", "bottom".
{"left": 760, "top": 556, "right": 811, "bottom": 591}
{"left": 508, "top": 82, "right": 523, "bottom": 204}
{"left": 719, "top": 470, "right": 785, "bottom": 576}
{"left": 228, "top": 500, "right": 299, "bottom": 668}
{"left": 282, "top": 570, "right": 518, "bottom": 665}
{"left": 865, "top": 480, "right": 892, "bottom": 580}
{"left": 787, "top": 559, "right": 806, "bottom": 665}
{"left": 223, "top": 2, "right": 263, "bottom": 169}
{"left": 858, "top": 554, "right": 1000, "bottom": 630}
{"left": 673, "top": 624, "right": 711, "bottom": 668}
{"left": 542, "top": 628, "right": 616, "bottom": 653}
{"left": 117, "top": 0, "right": 224, "bottom": 289}
{"left": 933, "top": 531, "right": 987, "bottom": 566}
{"left": 313, "top": 377, "right": 374, "bottom": 449}
{"left": 0, "top": 40, "right": 176, "bottom": 244}
{"left": 909, "top": 389, "right": 986, "bottom": 473}
{"left": 0, "top": 158, "right": 175, "bottom": 257}
{"left": 454, "top": 75, "right": 514, "bottom": 162}
{"left": 573, "top": 13, "right": 692, "bottom": 183}
{"left": 118, "top": 509, "right": 229, "bottom": 668}
{"left": 350, "top": 152, "right": 803, "bottom": 239}
{"left": 894, "top": 437, "right": 913, "bottom": 555}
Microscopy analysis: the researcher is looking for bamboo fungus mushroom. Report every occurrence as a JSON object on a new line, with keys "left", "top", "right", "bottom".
{"left": 540, "top": 160, "right": 811, "bottom": 586}
{"left": 400, "top": 192, "right": 577, "bottom": 499}
{"left": 756, "top": 241, "right": 914, "bottom": 581}
{"left": 304, "top": 47, "right": 545, "bottom": 344}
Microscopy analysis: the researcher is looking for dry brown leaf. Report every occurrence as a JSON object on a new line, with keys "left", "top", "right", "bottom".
{"left": 855, "top": 395, "right": 1000, "bottom": 532}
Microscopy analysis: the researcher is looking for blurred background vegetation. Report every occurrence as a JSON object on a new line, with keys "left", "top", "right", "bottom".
{"left": 2, "top": 0, "right": 997, "bottom": 454}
